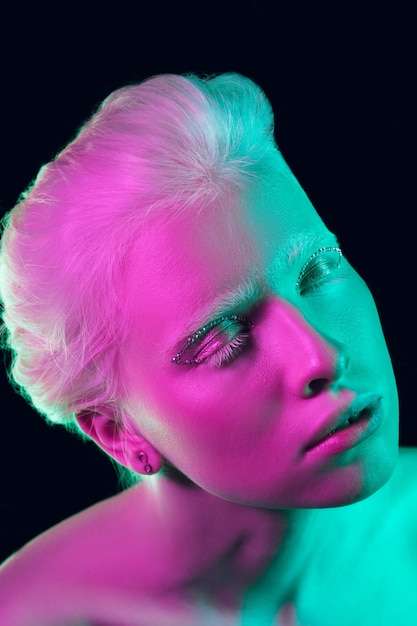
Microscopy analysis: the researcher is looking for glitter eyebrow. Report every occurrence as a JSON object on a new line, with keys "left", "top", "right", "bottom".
{"left": 286, "top": 232, "right": 340, "bottom": 268}
{"left": 264, "top": 231, "right": 340, "bottom": 290}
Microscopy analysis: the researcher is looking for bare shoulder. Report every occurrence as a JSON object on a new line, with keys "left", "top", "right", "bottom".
{"left": 0, "top": 491, "right": 141, "bottom": 626}
{"left": 0, "top": 504, "right": 98, "bottom": 625}
{"left": 0, "top": 486, "right": 194, "bottom": 626}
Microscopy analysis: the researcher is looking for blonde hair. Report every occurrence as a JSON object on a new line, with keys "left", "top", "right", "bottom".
{"left": 0, "top": 72, "right": 281, "bottom": 437}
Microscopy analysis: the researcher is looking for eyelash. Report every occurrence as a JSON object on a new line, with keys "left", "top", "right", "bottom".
{"left": 296, "top": 246, "right": 343, "bottom": 295}
{"left": 172, "top": 247, "right": 343, "bottom": 367}
{"left": 172, "top": 315, "right": 253, "bottom": 367}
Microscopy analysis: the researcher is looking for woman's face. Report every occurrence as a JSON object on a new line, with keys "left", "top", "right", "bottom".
{"left": 121, "top": 166, "right": 398, "bottom": 509}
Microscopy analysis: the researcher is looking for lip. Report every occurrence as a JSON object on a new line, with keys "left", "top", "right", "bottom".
{"left": 304, "top": 392, "right": 383, "bottom": 455}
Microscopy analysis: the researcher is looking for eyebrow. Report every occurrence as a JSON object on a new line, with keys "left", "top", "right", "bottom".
{"left": 179, "top": 276, "right": 267, "bottom": 342}
{"left": 285, "top": 231, "right": 341, "bottom": 270}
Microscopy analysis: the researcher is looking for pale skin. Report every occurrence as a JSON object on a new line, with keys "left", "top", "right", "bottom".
{"left": 1, "top": 163, "right": 415, "bottom": 626}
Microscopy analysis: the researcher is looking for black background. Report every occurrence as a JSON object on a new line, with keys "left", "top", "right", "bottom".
{"left": 1, "top": 2, "right": 415, "bottom": 563}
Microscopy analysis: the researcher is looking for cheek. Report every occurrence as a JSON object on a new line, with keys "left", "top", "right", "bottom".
{"left": 343, "top": 275, "right": 393, "bottom": 366}
{"left": 310, "top": 269, "right": 392, "bottom": 365}
{"left": 123, "top": 350, "right": 283, "bottom": 488}
{"left": 126, "top": 363, "right": 260, "bottom": 444}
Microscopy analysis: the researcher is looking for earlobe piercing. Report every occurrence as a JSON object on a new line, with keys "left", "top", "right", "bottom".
{"left": 138, "top": 451, "right": 153, "bottom": 474}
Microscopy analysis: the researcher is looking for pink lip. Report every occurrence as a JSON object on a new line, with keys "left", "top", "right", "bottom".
{"left": 304, "top": 392, "right": 382, "bottom": 455}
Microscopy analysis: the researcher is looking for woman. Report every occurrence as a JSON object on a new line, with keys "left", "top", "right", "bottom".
{"left": 0, "top": 72, "right": 414, "bottom": 626}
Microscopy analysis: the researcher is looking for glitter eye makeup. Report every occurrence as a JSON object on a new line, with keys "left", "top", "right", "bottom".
{"left": 296, "top": 246, "right": 343, "bottom": 294}
{"left": 172, "top": 315, "right": 253, "bottom": 366}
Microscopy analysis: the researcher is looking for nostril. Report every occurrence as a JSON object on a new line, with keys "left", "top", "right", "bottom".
{"left": 306, "top": 378, "right": 331, "bottom": 397}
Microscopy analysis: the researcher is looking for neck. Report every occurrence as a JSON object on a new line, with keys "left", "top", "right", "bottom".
{"left": 128, "top": 475, "right": 317, "bottom": 612}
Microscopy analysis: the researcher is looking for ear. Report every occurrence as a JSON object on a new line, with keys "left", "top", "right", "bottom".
{"left": 75, "top": 406, "right": 163, "bottom": 476}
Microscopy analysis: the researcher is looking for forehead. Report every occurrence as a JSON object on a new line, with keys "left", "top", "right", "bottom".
{"left": 123, "top": 171, "right": 326, "bottom": 353}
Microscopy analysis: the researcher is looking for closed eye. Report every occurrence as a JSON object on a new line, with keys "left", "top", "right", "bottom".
{"left": 172, "top": 315, "right": 253, "bottom": 367}
{"left": 296, "top": 247, "right": 343, "bottom": 295}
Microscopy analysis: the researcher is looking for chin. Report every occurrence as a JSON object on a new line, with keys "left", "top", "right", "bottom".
{"left": 353, "top": 445, "right": 399, "bottom": 503}
{"left": 267, "top": 440, "right": 399, "bottom": 511}
{"left": 305, "top": 403, "right": 400, "bottom": 509}
{"left": 316, "top": 437, "right": 399, "bottom": 509}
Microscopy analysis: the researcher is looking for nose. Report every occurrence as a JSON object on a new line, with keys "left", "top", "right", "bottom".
{"left": 267, "top": 299, "right": 348, "bottom": 398}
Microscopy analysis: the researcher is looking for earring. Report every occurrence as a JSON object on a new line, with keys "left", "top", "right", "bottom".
{"left": 138, "top": 451, "right": 153, "bottom": 474}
